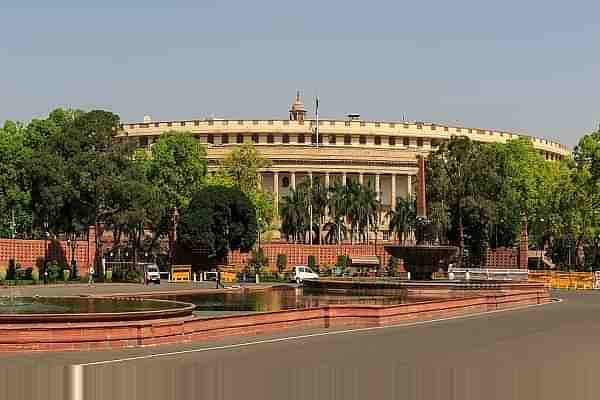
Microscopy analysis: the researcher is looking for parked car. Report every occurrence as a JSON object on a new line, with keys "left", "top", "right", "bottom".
{"left": 144, "top": 264, "right": 161, "bottom": 284}
{"left": 288, "top": 265, "right": 319, "bottom": 284}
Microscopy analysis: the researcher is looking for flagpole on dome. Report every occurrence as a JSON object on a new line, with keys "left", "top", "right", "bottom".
{"left": 315, "top": 96, "right": 319, "bottom": 150}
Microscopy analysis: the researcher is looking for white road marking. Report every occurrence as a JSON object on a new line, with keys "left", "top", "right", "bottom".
{"left": 77, "top": 298, "right": 562, "bottom": 368}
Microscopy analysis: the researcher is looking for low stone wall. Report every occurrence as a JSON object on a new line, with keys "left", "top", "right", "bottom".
{"left": 0, "top": 288, "right": 550, "bottom": 352}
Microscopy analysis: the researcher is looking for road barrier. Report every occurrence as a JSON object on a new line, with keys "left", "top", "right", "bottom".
{"left": 170, "top": 265, "right": 191, "bottom": 282}
{"left": 528, "top": 271, "right": 596, "bottom": 290}
{"left": 448, "top": 268, "right": 529, "bottom": 281}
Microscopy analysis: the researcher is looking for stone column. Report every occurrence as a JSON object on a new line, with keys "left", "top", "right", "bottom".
{"left": 391, "top": 174, "right": 397, "bottom": 210}
{"left": 308, "top": 171, "right": 313, "bottom": 184}
{"left": 375, "top": 174, "right": 380, "bottom": 201}
{"left": 273, "top": 172, "right": 279, "bottom": 211}
{"left": 325, "top": 172, "right": 330, "bottom": 188}
{"left": 291, "top": 171, "right": 296, "bottom": 190}
{"left": 416, "top": 156, "right": 426, "bottom": 218}
{"left": 407, "top": 175, "right": 412, "bottom": 198}
{"left": 342, "top": 172, "right": 347, "bottom": 186}
{"left": 359, "top": 172, "right": 364, "bottom": 185}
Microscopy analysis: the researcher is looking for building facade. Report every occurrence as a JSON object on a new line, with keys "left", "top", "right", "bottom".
{"left": 119, "top": 93, "right": 571, "bottom": 240}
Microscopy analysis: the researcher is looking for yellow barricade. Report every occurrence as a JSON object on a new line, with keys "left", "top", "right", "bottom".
{"left": 529, "top": 271, "right": 596, "bottom": 290}
{"left": 171, "top": 265, "right": 191, "bottom": 282}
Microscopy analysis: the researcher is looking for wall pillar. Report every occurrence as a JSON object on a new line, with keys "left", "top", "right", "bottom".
{"left": 325, "top": 172, "right": 330, "bottom": 188}
{"left": 391, "top": 174, "right": 397, "bottom": 210}
{"left": 342, "top": 172, "right": 347, "bottom": 186}
{"left": 291, "top": 171, "right": 296, "bottom": 190}
{"left": 359, "top": 172, "right": 364, "bottom": 185}
{"left": 273, "top": 172, "right": 279, "bottom": 211}
{"left": 375, "top": 174, "right": 380, "bottom": 201}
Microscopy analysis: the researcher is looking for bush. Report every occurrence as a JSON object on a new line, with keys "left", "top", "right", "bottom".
{"left": 276, "top": 254, "right": 287, "bottom": 274}
{"left": 24, "top": 267, "right": 34, "bottom": 281}
{"left": 71, "top": 259, "right": 78, "bottom": 280}
{"left": 387, "top": 256, "right": 399, "bottom": 276}
{"left": 336, "top": 255, "right": 348, "bottom": 270}
{"left": 308, "top": 255, "right": 317, "bottom": 273}
{"left": 125, "top": 269, "right": 141, "bottom": 282}
{"left": 6, "top": 259, "right": 17, "bottom": 281}
{"left": 248, "top": 248, "right": 269, "bottom": 275}
{"left": 46, "top": 261, "right": 63, "bottom": 282}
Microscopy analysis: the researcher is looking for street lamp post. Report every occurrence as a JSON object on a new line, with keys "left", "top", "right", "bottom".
{"left": 43, "top": 221, "right": 49, "bottom": 284}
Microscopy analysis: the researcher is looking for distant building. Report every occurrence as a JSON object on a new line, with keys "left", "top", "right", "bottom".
{"left": 119, "top": 93, "right": 570, "bottom": 240}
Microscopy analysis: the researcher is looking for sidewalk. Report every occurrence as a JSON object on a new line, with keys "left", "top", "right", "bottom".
{"left": 0, "top": 280, "right": 284, "bottom": 297}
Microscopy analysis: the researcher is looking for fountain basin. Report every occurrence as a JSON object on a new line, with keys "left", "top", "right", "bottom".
{"left": 384, "top": 245, "right": 459, "bottom": 279}
{"left": 0, "top": 296, "right": 195, "bottom": 323}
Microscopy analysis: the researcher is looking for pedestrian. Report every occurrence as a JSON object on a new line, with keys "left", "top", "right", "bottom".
{"left": 88, "top": 266, "right": 94, "bottom": 285}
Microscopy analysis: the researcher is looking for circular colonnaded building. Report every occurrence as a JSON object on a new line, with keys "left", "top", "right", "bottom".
{"left": 119, "top": 92, "right": 570, "bottom": 240}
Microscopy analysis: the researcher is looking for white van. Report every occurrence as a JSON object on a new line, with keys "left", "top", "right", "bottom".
{"left": 288, "top": 266, "right": 319, "bottom": 284}
{"left": 144, "top": 264, "right": 161, "bottom": 284}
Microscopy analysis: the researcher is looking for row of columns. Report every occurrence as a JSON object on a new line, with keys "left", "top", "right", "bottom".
{"left": 271, "top": 171, "right": 412, "bottom": 211}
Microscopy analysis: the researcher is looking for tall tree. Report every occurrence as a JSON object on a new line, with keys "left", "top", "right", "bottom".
{"left": 219, "top": 143, "right": 274, "bottom": 237}
{"left": 178, "top": 185, "right": 257, "bottom": 261}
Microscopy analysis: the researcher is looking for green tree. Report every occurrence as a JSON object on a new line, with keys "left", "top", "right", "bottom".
{"left": 178, "top": 185, "right": 258, "bottom": 261}
{"left": 219, "top": 143, "right": 274, "bottom": 235}
{"left": 387, "top": 197, "right": 416, "bottom": 243}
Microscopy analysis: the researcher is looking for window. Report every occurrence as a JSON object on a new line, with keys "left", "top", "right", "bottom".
{"left": 375, "top": 122, "right": 380, "bottom": 127}
{"left": 359, "top": 135, "right": 366, "bottom": 145}
{"left": 403, "top": 137, "right": 409, "bottom": 146}
{"left": 236, "top": 134, "right": 244, "bottom": 144}
{"left": 374, "top": 136, "right": 381, "bottom": 145}
{"left": 208, "top": 120, "right": 214, "bottom": 126}
{"left": 167, "top": 122, "right": 172, "bottom": 127}
{"left": 139, "top": 136, "right": 148, "bottom": 147}
{"left": 360, "top": 121, "right": 366, "bottom": 127}
{"left": 329, "top": 135, "right": 336, "bottom": 144}
{"left": 194, "top": 120, "right": 199, "bottom": 126}
{"left": 389, "top": 136, "right": 396, "bottom": 146}
{"left": 207, "top": 134, "right": 214, "bottom": 144}
{"left": 417, "top": 123, "right": 423, "bottom": 129}
{"left": 221, "top": 134, "right": 229, "bottom": 144}
{"left": 344, "top": 135, "right": 352, "bottom": 145}
{"left": 252, "top": 134, "right": 259, "bottom": 143}
{"left": 403, "top": 123, "right": 409, "bottom": 128}
{"left": 311, "top": 134, "right": 323, "bottom": 144}
{"left": 154, "top": 122, "right": 159, "bottom": 128}
{"left": 282, "top": 176, "right": 290, "bottom": 188}
{"left": 268, "top": 120, "right": 274, "bottom": 125}
{"left": 383, "top": 231, "right": 390, "bottom": 241}
{"left": 282, "top": 134, "right": 290, "bottom": 144}
{"left": 267, "top": 134, "right": 274, "bottom": 144}
{"left": 456, "top": 128, "right": 462, "bottom": 133}
{"left": 180, "top": 122, "right": 186, "bottom": 127}
{"left": 431, "top": 125, "right": 436, "bottom": 131}
{"left": 329, "top": 121, "right": 335, "bottom": 126}
{"left": 444, "top": 126, "right": 449, "bottom": 132}
{"left": 389, "top": 123, "right": 396, "bottom": 128}
{"left": 298, "top": 135, "right": 305, "bottom": 144}
{"left": 417, "top": 138, "right": 423, "bottom": 147}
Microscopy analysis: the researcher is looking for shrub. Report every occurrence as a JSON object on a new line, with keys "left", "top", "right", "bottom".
{"left": 24, "top": 267, "right": 34, "bottom": 281}
{"left": 308, "top": 255, "right": 317, "bottom": 273}
{"left": 248, "top": 248, "right": 268, "bottom": 275}
{"left": 71, "top": 259, "right": 78, "bottom": 280}
{"left": 336, "top": 255, "right": 348, "bottom": 269}
{"left": 387, "top": 256, "right": 399, "bottom": 276}
{"left": 6, "top": 259, "right": 17, "bottom": 281}
{"left": 47, "top": 261, "right": 63, "bottom": 282}
{"left": 125, "top": 269, "right": 141, "bottom": 282}
{"left": 276, "top": 254, "right": 287, "bottom": 274}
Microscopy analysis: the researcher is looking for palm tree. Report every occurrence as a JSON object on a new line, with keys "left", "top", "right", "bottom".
{"left": 280, "top": 187, "right": 307, "bottom": 243}
{"left": 387, "top": 197, "right": 416, "bottom": 244}
{"left": 324, "top": 219, "right": 348, "bottom": 244}
{"left": 328, "top": 182, "right": 350, "bottom": 244}
{"left": 353, "top": 183, "right": 380, "bottom": 244}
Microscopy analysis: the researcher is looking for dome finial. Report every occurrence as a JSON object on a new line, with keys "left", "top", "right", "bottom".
{"left": 289, "top": 90, "right": 307, "bottom": 121}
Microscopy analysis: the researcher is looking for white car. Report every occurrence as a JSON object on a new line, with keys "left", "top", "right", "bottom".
{"left": 144, "top": 264, "right": 161, "bottom": 284}
{"left": 289, "top": 266, "right": 319, "bottom": 284}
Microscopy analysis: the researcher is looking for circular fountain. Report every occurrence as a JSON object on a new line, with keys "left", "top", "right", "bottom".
{"left": 0, "top": 295, "right": 194, "bottom": 323}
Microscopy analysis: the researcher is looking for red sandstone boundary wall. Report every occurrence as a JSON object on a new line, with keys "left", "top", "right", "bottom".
{"left": 0, "top": 289, "right": 550, "bottom": 352}
{"left": 0, "top": 226, "right": 96, "bottom": 277}
{"left": 228, "top": 243, "right": 400, "bottom": 272}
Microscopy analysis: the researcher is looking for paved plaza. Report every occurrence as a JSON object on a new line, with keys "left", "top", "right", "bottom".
{"left": 0, "top": 290, "right": 598, "bottom": 399}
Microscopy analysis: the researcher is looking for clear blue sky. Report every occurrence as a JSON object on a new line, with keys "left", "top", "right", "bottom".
{"left": 1, "top": 0, "right": 598, "bottom": 146}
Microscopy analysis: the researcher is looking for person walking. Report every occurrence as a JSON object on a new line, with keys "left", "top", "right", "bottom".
{"left": 88, "top": 265, "right": 94, "bottom": 285}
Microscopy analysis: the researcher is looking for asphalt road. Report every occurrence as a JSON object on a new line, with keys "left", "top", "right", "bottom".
{"left": 2, "top": 290, "right": 600, "bottom": 400}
